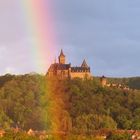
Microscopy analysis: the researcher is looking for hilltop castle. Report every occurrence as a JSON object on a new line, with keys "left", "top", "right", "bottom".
{"left": 47, "top": 49, "right": 91, "bottom": 79}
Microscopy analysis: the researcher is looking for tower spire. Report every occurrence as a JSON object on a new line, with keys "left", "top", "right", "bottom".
{"left": 81, "top": 59, "right": 88, "bottom": 67}
{"left": 58, "top": 49, "right": 66, "bottom": 64}
{"left": 60, "top": 49, "right": 65, "bottom": 57}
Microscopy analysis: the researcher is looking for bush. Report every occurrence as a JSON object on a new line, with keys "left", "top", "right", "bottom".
{"left": 0, "top": 130, "right": 38, "bottom": 140}
{"left": 106, "top": 132, "right": 131, "bottom": 140}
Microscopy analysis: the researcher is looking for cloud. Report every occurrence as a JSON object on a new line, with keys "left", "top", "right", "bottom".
{"left": 0, "top": 0, "right": 140, "bottom": 76}
{"left": 52, "top": 0, "right": 140, "bottom": 77}
{"left": 5, "top": 66, "right": 17, "bottom": 74}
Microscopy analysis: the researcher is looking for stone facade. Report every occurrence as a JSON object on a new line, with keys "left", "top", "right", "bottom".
{"left": 47, "top": 49, "right": 91, "bottom": 79}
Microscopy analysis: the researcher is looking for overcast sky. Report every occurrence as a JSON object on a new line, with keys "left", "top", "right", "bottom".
{"left": 0, "top": 0, "right": 140, "bottom": 77}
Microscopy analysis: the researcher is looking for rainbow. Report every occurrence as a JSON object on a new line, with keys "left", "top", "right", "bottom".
{"left": 18, "top": 0, "right": 66, "bottom": 133}
{"left": 19, "top": 0, "right": 57, "bottom": 73}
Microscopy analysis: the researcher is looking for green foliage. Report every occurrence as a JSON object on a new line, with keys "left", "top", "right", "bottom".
{"left": 73, "top": 114, "right": 117, "bottom": 133}
{"left": 0, "top": 74, "right": 139, "bottom": 134}
{"left": 0, "top": 74, "right": 48, "bottom": 130}
{"left": 0, "top": 110, "right": 13, "bottom": 129}
{"left": 106, "top": 132, "right": 131, "bottom": 140}
{"left": 0, "top": 130, "right": 38, "bottom": 140}
{"left": 65, "top": 134, "right": 104, "bottom": 140}
{"left": 106, "top": 77, "right": 140, "bottom": 90}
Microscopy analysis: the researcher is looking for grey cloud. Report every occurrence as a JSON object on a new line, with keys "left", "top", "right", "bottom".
{"left": 0, "top": 0, "right": 140, "bottom": 76}
{"left": 53, "top": 0, "right": 140, "bottom": 77}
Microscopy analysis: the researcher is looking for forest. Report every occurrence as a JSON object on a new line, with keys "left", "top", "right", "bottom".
{"left": 0, "top": 74, "right": 140, "bottom": 135}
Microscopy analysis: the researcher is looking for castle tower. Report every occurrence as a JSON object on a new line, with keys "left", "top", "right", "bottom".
{"left": 81, "top": 59, "right": 88, "bottom": 67}
{"left": 58, "top": 49, "right": 65, "bottom": 64}
{"left": 100, "top": 76, "right": 107, "bottom": 87}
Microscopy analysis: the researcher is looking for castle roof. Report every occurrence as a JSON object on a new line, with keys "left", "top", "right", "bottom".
{"left": 59, "top": 49, "right": 65, "bottom": 57}
{"left": 71, "top": 67, "right": 90, "bottom": 72}
{"left": 48, "top": 63, "right": 90, "bottom": 72}
{"left": 48, "top": 63, "right": 70, "bottom": 71}
{"left": 81, "top": 59, "right": 89, "bottom": 68}
{"left": 101, "top": 75, "right": 106, "bottom": 79}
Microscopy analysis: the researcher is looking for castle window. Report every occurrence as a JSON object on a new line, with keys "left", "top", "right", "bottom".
{"left": 61, "top": 71, "right": 65, "bottom": 75}
{"left": 61, "top": 71, "right": 66, "bottom": 78}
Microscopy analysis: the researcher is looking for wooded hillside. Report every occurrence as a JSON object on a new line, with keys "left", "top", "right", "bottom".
{"left": 0, "top": 74, "right": 140, "bottom": 133}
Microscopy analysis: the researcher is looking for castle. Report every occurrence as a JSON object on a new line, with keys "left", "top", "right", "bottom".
{"left": 47, "top": 49, "right": 91, "bottom": 79}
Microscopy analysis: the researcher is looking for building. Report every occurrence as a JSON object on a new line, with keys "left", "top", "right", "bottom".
{"left": 100, "top": 76, "right": 107, "bottom": 87}
{"left": 100, "top": 75, "right": 130, "bottom": 90}
{"left": 47, "top": 49, "right": 91, "bottom": 79}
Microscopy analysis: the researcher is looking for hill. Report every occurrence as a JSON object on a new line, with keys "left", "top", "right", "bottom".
{"left": 0, "top": 74, "right": 140, "bottom": 134}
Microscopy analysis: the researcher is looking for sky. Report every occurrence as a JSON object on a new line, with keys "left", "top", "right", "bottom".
{"left": 0, "top": 0, "right": 140, "bottom": 77}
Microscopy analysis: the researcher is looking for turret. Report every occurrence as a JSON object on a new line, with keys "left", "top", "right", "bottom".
{"left": 100, "top": 76, "right": 107, "bottom": 87}
{"left": 58, "top": 49, "right": 65, "bottom": 64}
{"left": 81, "top": 59, "right": 88, "bottom": 68}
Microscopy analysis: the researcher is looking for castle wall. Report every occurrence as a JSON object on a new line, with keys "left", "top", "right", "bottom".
{"left": 47, "top": 50, "right": 92, "bottom": 79}
{"left": 57, "top": 70, "right": 69, "bottom": 79}
{"left": 47, "top": 70, "right": 69, "bottom": 78}
{"left": 47, "top": 72, "right": 54, "bottom": 77}
{"left": 70, "top": 72, "right": 91, "bottom": 79}
{"left": 47, "top": 69, "right": 92, "bottom": 79}
{"left": 59, "top": 57, "right": 65, "bottom": 64}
